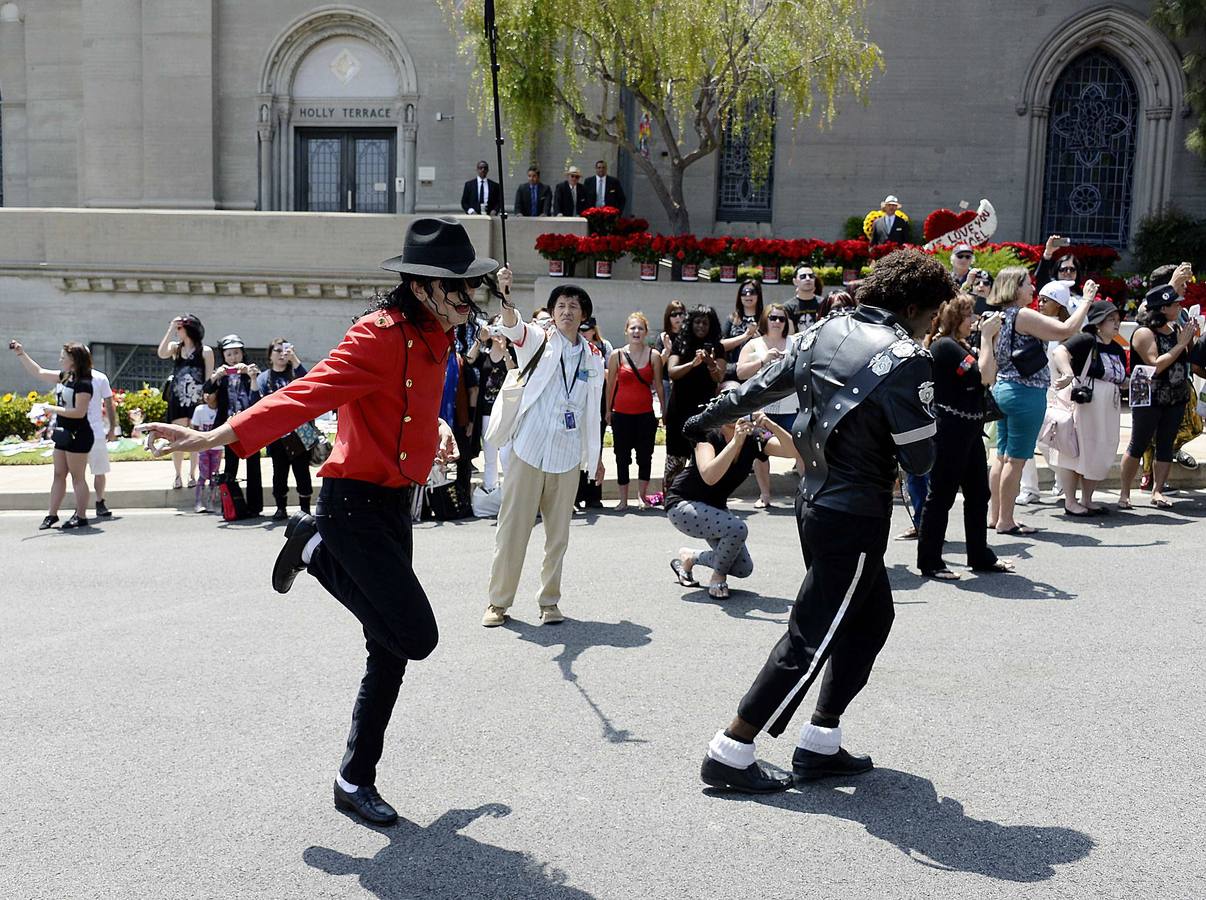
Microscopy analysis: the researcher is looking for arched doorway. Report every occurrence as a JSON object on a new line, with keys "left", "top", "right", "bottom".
{"left": 258, "top": 8, "right": 419, "bottom": 213}
{"left": 1040, "top": 50, "right": 1138, "bottom": 248}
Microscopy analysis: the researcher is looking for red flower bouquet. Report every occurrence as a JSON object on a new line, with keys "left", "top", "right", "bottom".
{"left": 826, "top": 239, "right": 871, "bottom": 267}
{"left": 534, "top": 233, "right": 583, "bottom": 263}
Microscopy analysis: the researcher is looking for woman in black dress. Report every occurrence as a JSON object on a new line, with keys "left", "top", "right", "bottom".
{"left": 720, "top": 280, "right": 763, "bottom": 377}
{"left": 916, "top": 295, "right": 1013, "bottom": 579}
{"left": 257, "top": 337, "right": 312, "bottom": 520}
{"left": 9, "top": 340, "right": 96, "bottom": 529}
{"left": 157, "top": 314, "right": 214, "bottom": 489}
{"left": 664, "top": 306, "right": 726, "bottom": 490}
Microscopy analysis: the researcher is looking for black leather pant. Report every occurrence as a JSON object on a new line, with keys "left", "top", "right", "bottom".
{"left": 917, "top": 416, "right": 997, "bottom": 573}
{"left": 738, "top": 500, "right": 894, "bottom": 737}
{"left": 308, "top": 478, "right": 439, "bottom": 786}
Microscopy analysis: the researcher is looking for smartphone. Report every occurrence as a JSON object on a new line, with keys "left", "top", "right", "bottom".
{"left": 224, "top": 365, "right": 239, "bottom": 375}
{"left": 282, "top": 342, "right": 294, "bottom": 353}
{"left": 7, "top": 340, "right": 15, "bottom": 350}
{"left": 1054, "top": 236, "right": 1071, "bottom": 248}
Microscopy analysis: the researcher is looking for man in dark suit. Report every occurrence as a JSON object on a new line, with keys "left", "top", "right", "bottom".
{"left": 514, "top": 166, "right": 552, "bottom": 216}
{"left": 869, "top": 195, "right": 911, "bottom": 245}
{"left": 552, "top": 165, "right": 588, "bottom": 216}
{"left": 460, "top": 161, "right": 502, "bottom": 215}
{"left": 582, "top": 159, "right": 626, "bottom": 213}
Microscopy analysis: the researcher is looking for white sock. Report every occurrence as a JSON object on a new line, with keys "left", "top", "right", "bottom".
{"left": 300, "top": 532, "right": 322, "bottom": 565}
{"left": 797, "top": 723, "right": 841, "bottom": 755}
{"left": 336, "top": 773, "right": 359, "bottom": 793}
{"left": 707, "top": 730, "right": 755, "bottom": 769}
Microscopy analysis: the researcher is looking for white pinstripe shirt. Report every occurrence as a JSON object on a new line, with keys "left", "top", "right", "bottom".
{"left": 511, "top": 338, "right": 594, "bottom": 474}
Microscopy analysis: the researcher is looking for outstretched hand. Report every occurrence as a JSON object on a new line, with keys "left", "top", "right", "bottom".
{"left": 435, "top": 419, "right": 460, "bottom": 465}
{"left": 137, "top": 422, "right": 212, "bottom": 456}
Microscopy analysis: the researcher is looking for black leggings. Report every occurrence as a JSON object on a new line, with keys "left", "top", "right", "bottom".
{"left": 223, "top": 445, "right": 263, "bottom": 514}
{"left": 612, "top": 411, "right": 657, "bottom": 485}
{"left": 917, "top": 416, "right": 997, "bottom": 573}
{"left": 267, "top": 439, "right": 313, "bottom": 507}
{"left": 1127, "top": 401, "right": 1185, "bottom": 463}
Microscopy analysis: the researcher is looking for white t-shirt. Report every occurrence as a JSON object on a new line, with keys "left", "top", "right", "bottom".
{"left": 87, "top": 369, "right": 114, "bottom": 433}
{"left": 190, "top": 405, "right": 218, "bottom": 432}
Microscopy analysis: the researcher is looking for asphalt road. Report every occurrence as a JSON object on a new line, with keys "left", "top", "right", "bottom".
{"left": 2, "top": 491, "right": 1204, "bottom": 900}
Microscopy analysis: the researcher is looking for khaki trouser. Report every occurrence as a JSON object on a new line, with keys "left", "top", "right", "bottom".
{"left": 487, "top": 456, "right": 580, "bottom": 609}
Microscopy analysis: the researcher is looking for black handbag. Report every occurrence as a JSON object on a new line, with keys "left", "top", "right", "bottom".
{"left": 277, "top": 430, "right": 308, "bottom": 460}
{"left": 1007, "top": 316, "right": 1049, "bottom": 378}
{"left": 982, "top": 389, "right": 1004, "bottom": 422}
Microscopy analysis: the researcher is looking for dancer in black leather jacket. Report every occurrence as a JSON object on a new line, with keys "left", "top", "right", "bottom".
{"left": 689, "top": 250, "right": 954, "bottom": 794}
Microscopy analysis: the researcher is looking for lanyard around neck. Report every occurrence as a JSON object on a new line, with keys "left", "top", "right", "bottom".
{"left": 560, "top": 341, "right": 585, "bottom": 398}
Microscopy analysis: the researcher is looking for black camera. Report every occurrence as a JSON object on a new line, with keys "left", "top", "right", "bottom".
{"left": 1070, "top": 384, "right": 1094, "bottom": 404}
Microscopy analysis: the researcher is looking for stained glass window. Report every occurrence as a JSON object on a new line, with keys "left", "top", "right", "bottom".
{"left": 716, "top": 100, "right": 775, "bottom": 223}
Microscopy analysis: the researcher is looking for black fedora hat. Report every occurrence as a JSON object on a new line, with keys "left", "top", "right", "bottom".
{"left": 381, "top": 217, "right": 499, "bottom": 279}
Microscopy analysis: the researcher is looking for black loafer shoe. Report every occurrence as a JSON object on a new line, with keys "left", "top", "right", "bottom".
{"left": 95, "top": 500, "right": 112, "bottom": 518}
{"left": 61, "top": 515, "right": 89, "bottom": 530}
{"left": 792, "top": 746, "right": 874, "bottom": 782}
{"left": 272, "top": 512, "right": 316, "bottom": 594}
{"left": 38, "top": 515, "right": 59, "bottom": 530}
{"left": 700, "top": 756, "right": 790, "bottom": 794}
{"left": 333, "top": 781, "right": 398, "bottom": 826}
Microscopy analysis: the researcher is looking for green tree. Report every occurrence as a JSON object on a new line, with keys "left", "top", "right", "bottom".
{"left": 1151, "top": 0, "right": 1206, "bottom": 158}
{"left": 447, "top": 0, "right": 882, "bottom": 233}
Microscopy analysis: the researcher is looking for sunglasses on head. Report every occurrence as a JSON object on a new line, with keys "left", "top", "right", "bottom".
{"left": 767, "top": 315, "right": 786, "bottom": 322}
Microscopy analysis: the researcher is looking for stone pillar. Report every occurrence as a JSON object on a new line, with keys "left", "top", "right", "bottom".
{"left": 401, "top": 103, "right": 418, "bottom": 214}
{"left": 0, "top": 3, "right": 30, "bottom": 206}
{"left": 140, "top": 0, "right": 215, "bottom": 208}
{"left": 257, "top": 102, "right": 273, "bottom": 211}
{"left": 80, "top": 0, "right": 143, "bottom": 207}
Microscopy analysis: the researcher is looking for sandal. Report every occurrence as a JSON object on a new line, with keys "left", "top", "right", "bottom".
{"left": 753, "top": 497, "right": 769, "bottom": 509}
{"left": 1152, "top": 497, "right": 1174, "bottom": 509}
{"left": 187, "top": 477, "right": 197, "bottom": 489}
{"left": 996, "top": 524, "right": 1038, "bottom": 536}
{"left": 922, "top": 568, "right": 962, "bottom": 581}
{"left": 1063, "top": 507, "right": 1094, "bottom": 517}
{"left": 1117, "top": 497, "right": 1133, "bottom": 510}
{"left": 972, "top": 560, "right": 1015, "bottom": 574}
{"left": 670, "top": 558, "right": 699, "bottom": 587}
{"left": 172, "top": 476, "right": 183, "bottom": 490}
{"left": 707, "top": 582, "right": 730, "bottom": 599}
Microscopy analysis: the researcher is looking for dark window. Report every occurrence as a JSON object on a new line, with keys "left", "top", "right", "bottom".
{"left": 716, "top": 98, "right": 775, "bottom": 223}
{"left": 90, "top": 343, "right": 174, "bottom": 393}
{"left": 1041, "top": 50, "right": 1138, "bottom": 248}
{"left": 296, "top": 129, "right": 396, "bottom": 213}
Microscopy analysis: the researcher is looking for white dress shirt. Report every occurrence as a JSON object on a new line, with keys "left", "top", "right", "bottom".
{"left": 500, "top": 319, "right": 605, "bottom": 475}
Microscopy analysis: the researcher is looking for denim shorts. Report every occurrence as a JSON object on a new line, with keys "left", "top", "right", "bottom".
{"left": 992, "top": 381, "right": 1048, "bottom": 459}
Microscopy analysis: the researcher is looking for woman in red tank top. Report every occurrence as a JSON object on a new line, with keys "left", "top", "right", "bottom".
{"left": 605, "top": 313, "right": 667, "bottom": 509}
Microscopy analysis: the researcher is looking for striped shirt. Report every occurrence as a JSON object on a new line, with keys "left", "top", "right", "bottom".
{"left": 511, "top": 337, "right": 593, "bottom": 473}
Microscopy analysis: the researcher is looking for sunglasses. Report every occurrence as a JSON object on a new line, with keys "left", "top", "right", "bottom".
{"left": 441, "top": 276, "right": 483, "bottom": 293}
{"left": 955, "top": 253, "right": 973, "bottom": 260}
{"left": 975, "top": 276, "right": 992, "bottom": 285}
{"left": 767, "top": 315, "right": 787, "bottom": 323}
{"left": 797, "top": 272, "right": 815, "bottom": 279}
{"left": 1058, "top": 265, "right": 1077, "bottom": 272}
{"left": 669, "top": 311, "right": 685, "bottom": 317}
{"left": 740, "top": 288, "right": 758, "bottom": 296}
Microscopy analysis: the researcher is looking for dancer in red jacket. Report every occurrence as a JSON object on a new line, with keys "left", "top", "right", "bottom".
{"left": 142, "top": 218, "right": 504, "bottom": 826}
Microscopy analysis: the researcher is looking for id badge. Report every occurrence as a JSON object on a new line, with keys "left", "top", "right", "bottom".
{"left": 564, "top": 409, "right": 578, "bottom": 430}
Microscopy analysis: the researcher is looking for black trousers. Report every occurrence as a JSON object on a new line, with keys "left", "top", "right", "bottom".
{"left": 611, "top": 411, "right": 657, "bottom": 485}
{"left": 1127, "top": 401, "right": 1186, "bottom": 462}
{"left": 267, "top": 439, "right": 312, "bottom": 508}
{"left": 916, "top": 416, "right": 997, "bottom": 573}
{"left": 308, "top": 478, "right": 440, "bottom": 786}
{"left": 223, "top": 445, "right": 263, "bottom": 515}
{"left": 738, "top": 500, "right": 894, "bottom": 737}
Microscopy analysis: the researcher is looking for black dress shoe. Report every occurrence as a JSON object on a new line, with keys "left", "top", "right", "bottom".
{"left": 39, "top": 515, "right": 59, "bottom": 530}
{"left": 61, "top": 515, "right": 89, "bottom": 530}
{"left": 95, "top": 500, "right": 112, "bottom": 518}
{"left": 272, "top": 512, "right": 316, "bottom": 594}
{"left": 700, "top": 755, "right": 790, "bottom": 794}
{"left": 333, "top": 781, "right": 398, "bottom": 826}
{"left": 792, "top": 746, "right": 874, "bottom": 782}
{"left": 272, "top": 507, "right": 288, "bottom": 521}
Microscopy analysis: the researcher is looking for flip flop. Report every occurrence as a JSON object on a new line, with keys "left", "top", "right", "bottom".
{"left": 670, "top": 558, "right": 699, "bottom": 587}
{"left": 922, "top": 568, "right": 962, "bottom": 581}
{"left": 972, "top": 560, "right": 1015, "bottom": 574}
{"left": 996, "top": 525, "right": 1038, "bottom": 536}
{"left": 708, "top": 583, "right": 730, "bottom": 599}
{"left": 1063, "top": 507, "right": 1094, "bottom": 517}
{"left": 1117, "top": 498, "right": 1133, "bottom": 510}
{"left": 1152, "top": 497, "right": 1174, "bottom": 509}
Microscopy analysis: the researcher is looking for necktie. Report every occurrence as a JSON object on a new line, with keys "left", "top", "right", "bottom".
{"left": 598, "top": 177, "right": 604, "bottom": 202}
{"left": 571, "top": 185, "right": 577, "bottom": 210}
{"left": 479, "top": 180, "right": 485, "bottom": 210}
{"left": 531, "top": 185, "right": 538, "bottom": 214}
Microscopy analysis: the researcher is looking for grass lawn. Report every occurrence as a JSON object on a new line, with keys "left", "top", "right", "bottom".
{"left": 0, "top": 447, "right": 160, "bottom": 465}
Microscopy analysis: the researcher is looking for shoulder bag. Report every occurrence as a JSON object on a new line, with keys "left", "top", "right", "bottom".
{"left": 1007, "top": 313, "right": 1049, "bottom": 379}
{"left": 1038, "top": 351, "right": 1093, "bottom": 456}
{"left": 483, "top": 333, "right": 548, "bottom": 447}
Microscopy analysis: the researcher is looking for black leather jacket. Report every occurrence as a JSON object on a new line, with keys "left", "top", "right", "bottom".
{"left": 685, "top": 306, "right": 936, "bottom": 517}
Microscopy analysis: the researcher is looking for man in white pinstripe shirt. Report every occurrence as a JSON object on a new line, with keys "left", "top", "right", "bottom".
{"left": 482, "top": 284, "right": 606, "bottom": 627}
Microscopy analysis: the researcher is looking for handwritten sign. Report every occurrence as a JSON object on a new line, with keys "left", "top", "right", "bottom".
{"left": 923, "top": 199, "right": 998, "bottom": 250}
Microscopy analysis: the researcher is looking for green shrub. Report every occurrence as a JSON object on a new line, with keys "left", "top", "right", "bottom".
{"left": 842, "top": 216, "right": 866, "bottom": 240}
{"left": 115, "top": 385, "right": 169, "bottom": 433}
{"left": 1133, "top": 207, "right": 1206, "bottom": 279}
{"left": 0, "top": 390, "right": 54, "bottom": 440}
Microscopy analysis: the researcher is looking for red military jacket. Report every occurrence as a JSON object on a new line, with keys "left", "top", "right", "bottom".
{"left": 228, "top": 305, "right": 454, "bottom": 488}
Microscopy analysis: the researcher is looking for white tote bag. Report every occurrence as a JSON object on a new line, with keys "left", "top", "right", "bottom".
{"left": 484, "top": 335, "right": 547, "bottom": 447}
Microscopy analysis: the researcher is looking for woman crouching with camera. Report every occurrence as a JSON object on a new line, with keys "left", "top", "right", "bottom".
{"left": 1047, "top": 301, "right": 1128, "bottom": 516}
{"left": 666, "top": 408, "right": 798, "bottom": 599}
{"left": 9, "top": 340, "right": 95, "bottom": 529}
{"left": 915, "top": 297, "right": 1012, "bottom": 579}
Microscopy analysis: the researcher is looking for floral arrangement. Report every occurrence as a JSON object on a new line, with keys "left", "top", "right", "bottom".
{"left": 114, "top": 385, "right": 167, "bottom": 434}
{"left": 828, "top": 239, "right": 873, "bottom": 267}
{"left": 578, "top": 234, "right": 631, "bottom": 262}
{"left": 1184, "top": 282, "right": 1206, "bottom": 307}
{"left": 862, "top": 209, "right": 909, "bottom": 241}
{"left": 581, "top": 207, "right": 649, "bottom": 236}
{"left": 627, "top": 233, "right": 673, "bottom": 264}
{"left": 923, "top": 208, "right": 977, "bottom": 243}
{"left": 534, "top": 232, "right": 584, "bottom": 263}
{"left": 668, "top": 234, "right": 708, "bottom": 265}
{"left": 699, "top": 237, "right": 746, "bottom": 267}
{"left": 1053, "top": 244, "right": 1122, "bottom": 273}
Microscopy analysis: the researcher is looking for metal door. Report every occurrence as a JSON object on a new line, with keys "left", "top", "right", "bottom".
{"left": 297, "top": 129, "right": 396, "bottom": 213}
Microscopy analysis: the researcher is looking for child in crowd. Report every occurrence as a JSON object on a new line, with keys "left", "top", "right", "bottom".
{"left": 190, "top": 385, "right": 223, "bottom": 513}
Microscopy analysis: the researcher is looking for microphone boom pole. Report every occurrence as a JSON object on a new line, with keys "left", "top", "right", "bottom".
{"left": 484, "top": 0, "right": 509, "bottom": 266}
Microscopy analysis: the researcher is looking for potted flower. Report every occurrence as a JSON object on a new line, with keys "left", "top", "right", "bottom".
{"left": 628, "top": 233, "right": 667, "bottom": 281}
{"left": 534, "top": 233, "right": 582, "bottom": 277}
{"left": 670, "top": 235, "right": 707, "bottom": 281}
{"left": 580, "top": 234, "right": 628, "bottom": 278}
{"left": 702, "top": 237, "right": 745, "bottom": 282}
{"left": 582, "top": 206, "right": 622, "bottom": 235}
{"left": 740, "top": 238, "right": 786, "bottom": 283}
{"left": 825, "top": 239, "right": 872, "bottom": 283}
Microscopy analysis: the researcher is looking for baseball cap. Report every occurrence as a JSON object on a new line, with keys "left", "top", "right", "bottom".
{"left": 953, "top": 242, "right": 973, "bottom": 254}
{"left": 1039, "top": 281, "right": 1075, "bottom": 312}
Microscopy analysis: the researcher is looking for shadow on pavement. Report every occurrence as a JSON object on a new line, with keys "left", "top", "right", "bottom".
{"left": 679, "top": 588, "right": 794, "bottom": 623}
{"left": 716, "top": 768, "right": 1092, "bottom": 882}
{"left": 504, "top": 618, "right": 652, "bottom": 745}
{"left": 304, "top": 804, "right": 596, "bottom": 899}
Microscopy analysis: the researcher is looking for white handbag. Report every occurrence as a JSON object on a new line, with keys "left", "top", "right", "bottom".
{"left": 483, "top": 334, "right": 547, "bottom": 447}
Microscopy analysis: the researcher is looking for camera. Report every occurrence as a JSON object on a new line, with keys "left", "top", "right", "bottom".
{"left": 8, "top": 340, "right": 16, "bottom": 350}
{"left": 1070, "top": 384, "right": 1094, "bottom": 404}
